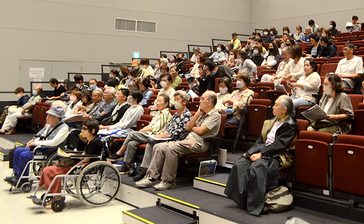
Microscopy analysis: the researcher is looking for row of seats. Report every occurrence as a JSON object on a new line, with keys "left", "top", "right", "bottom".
{"left": 295, "top": 131, "right": 364, "bottom": 199}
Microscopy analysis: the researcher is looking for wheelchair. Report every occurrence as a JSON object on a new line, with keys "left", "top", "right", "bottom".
{"left": 28, "top": 136, "right": 121, "bottom": 212}
{"left": 7, "top": 129, "right": 82, "bottom": 193}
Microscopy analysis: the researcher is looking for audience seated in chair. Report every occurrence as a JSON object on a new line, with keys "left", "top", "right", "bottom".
{"left": 308, "top": 73, "right": 353, "bottom": 133}
{"left": 223, "top": 73, "right": 254, "bottom": 125}
{"left": 36, "top": 119, "right": 102, "bottom": 204}
{"left": 110, "top": 94, "right": 172, "bottom": 169}
{"left": 290, "top": 58, "right": 321, "bottom": 109}
{"left": 335, "top": 43, "right": 363, "bottom": 90}
{"left": 135, "top": 90, "right": 221, "bottom": 191}
{"left": 0, "top": 87, "right": 42, "bottom": 135}
{"left": 224, "top": 95, "right": 298, "bottom": 216}
{"left": 100, "top": 89, "right": 130, "bottom": 125}
{"left": 4, "top": 103, "right": 69, "bottom": 185}
{"left": 99, "top": 91, "right": 144, "bottom": 131}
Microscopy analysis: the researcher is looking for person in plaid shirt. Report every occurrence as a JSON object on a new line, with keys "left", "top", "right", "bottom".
{"left": 132, "top": 90, "right": 192, "bottom": 181}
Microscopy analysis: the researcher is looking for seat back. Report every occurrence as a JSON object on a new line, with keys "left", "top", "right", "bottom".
{"left": 352, "top": 109, "right": 364, "bottom": 135}
{"left": 188, "top": 102, "right": 200, "bottom": 111}
{"left": 295, "top": 131, "right": 332, "bottom": 188}
{"left": 245, "top": 104, "right": 269, "bottom": 140}
{"left": 358, "top": 102, "right": 364, "bottom": 109}
{"left": 266, "top": 90, "right": 287, "bottom": 104}
{"left": 250, "top": 99, "right": 272, "bottom": 107}
{"left": 253, "top": 86, "right": 272, "bottom": 99}
{"left": 296, "top": 119, "right": 309, "bottom": 132}
{"left": 136, "top": 114, "right": 153, "bottom": 130}
{"left": 333, "top": 134, "right": 364, "bottom": 196}
{"left": 319, "top": 63, "right": 338, "bottom": 76}
{"left": 348, "top": 94, "right": 364, "bottom": 111}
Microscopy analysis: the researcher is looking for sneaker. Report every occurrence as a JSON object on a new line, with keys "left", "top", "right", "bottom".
{"left": 154, "top": 181, "right": 174, "bottom": 191}
{"left": 133, "top": 168, "right": 147, "bottom": 181}
{"left": 109, "top": 153, "right": 123, "bottom": 160}
{"left": 135, "top": 176, "right": 157, "bottom": 188}
{"left": 118, "top": 165, "right": 129, "bottom": 174}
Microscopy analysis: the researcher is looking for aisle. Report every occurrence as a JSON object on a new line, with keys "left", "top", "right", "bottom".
{"left": 0, "top": 161, "right": 133, "bottom": 224}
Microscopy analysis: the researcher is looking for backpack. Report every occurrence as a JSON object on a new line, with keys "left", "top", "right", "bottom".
{"left": 265, "top": 186, "right": 293, "bottom": 212}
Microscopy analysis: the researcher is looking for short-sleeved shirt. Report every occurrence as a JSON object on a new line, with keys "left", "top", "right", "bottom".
{"left": 188, "top": 108, "right": 221, "bottom": 143}
{"left": 335, "top": 56, "right": 363, "bottom": 89}
{"left": 85, "top": 137, "right": 103, "bottom": 157}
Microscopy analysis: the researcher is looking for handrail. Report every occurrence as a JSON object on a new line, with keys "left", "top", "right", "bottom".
{"left": 187, "top": 44, "right": 212, "bottom": 58}
{"left": 131, "top": 57, "right": 160, "bottom": 63}
{"left": 67, "top": 72, "right": 103, "bottom": 82}
{"left": 159, "top": 50, "right": 188, "bottom": 58}
{"left": 254, "top": 28, "right": 265, "bottom": 33}
{"left": 101, "top": 64, "right": 130, "bottom": 75}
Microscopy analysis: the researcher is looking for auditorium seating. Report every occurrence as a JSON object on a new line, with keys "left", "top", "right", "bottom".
{"left": 320, "top": 63, "right": 338, "bottom": 76}
{"left": 352, "top": 109, "right": 364, "bottom": 135}
{"left": 295, "top": 131, "right": 333, "bottom": 190}
{"left": 348, "top": 94, "right": 364, "bottom": 110}
{"left": 332, "top": 134, "right": 364, "bottom": 197}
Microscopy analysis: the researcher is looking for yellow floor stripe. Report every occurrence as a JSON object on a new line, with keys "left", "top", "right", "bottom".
{"left": 15, "top": 141, "right": 24, "bottom": 146}
{"left": 157, "top": 193, "right": 200, "bottom": 209}
{"left": 194, "top": 177, "right": 226, "bottom": 187}
{"left": 123, "top": 210, "right": 155, "bottom": 224}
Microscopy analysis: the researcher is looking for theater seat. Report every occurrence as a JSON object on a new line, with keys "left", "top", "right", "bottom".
{"left": 320, "top": 63, "right": 338, "bottom": 76}
{"left": 178, "top": 114, "right": 227, "bottom": 178}
{"left": 295, "top": 131, "right": 333, "bottom": 189}
{"left": 332, "top": 134, "right": 364, "bottom": 196}
{"left": 348, "top": 94, "right": 364, "bottom": 110}
{"left": 358, "top": 102, "right": 364, "bottom": 109}
{"left": 243, "top": 104, "right": 269, "bottom": 140}
{"left": 352, "top": 110, "right": 364, "bottom": 135}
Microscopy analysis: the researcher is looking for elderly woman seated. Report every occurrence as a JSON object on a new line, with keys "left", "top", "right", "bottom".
{"left": 35, "top": 119, "right": 103, "bottom": 204}
{"left": 308, "top": 73, "right": 353, "bottom": 133}
{"left": 224, "top": 95, "right": 298, "bottom": 216}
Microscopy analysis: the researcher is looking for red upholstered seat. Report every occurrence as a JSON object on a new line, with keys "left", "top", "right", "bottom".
{"left": 295, "top": 131, "right": 333, "bottom": 188}
{"left": 332, "top": 134, "right": 364, "bottom": 196}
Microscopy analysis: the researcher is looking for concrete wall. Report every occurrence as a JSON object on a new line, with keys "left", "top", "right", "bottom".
{"left": 250, "top": 0, "right": 364, "bottom": 34}
{"left": 0, "top": 0, "right": 251, "bottom": 100}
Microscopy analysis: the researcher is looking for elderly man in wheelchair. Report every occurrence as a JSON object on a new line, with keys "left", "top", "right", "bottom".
{"left": 4, "top": 104, "right": 69, "bottom": 192}
{"left": 29, "top": 118, "right": 120, "bottom": 212}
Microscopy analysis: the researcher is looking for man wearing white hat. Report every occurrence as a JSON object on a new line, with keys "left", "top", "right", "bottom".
{"left": 4, "top": 104, "right": 69, "bottom": 185}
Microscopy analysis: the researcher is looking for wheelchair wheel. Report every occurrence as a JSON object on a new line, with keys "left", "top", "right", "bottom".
{"left": 21, "top": 182, "right": 32, "bottom": 193}
{"left": 32, "top": 161, "right": 45, "bottom": 176}
{"left": 51, "top": 198, "right": 66, "bottom": 212}
{"left": 76, "top": 161, "right": 120, "bottom": 206}
{"left": 45, "top": 152, "right": 60, "bottom": 167}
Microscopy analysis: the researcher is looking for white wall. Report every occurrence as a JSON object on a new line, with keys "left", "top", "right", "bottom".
{"left": 0, "top": 0, "right": 251, "bottom": 100}
{"left": 250, "top": 0, "right": 364, "bottom": 34}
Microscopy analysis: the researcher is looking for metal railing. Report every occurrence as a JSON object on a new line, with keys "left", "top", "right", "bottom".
{"left": 187, "top": 44, "right": 212, "bottom": 58}
{"left": 159, "top": 51, "right": 188, "bottom": 58}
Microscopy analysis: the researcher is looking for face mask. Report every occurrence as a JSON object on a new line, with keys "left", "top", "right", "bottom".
{"left": 328, "top": 24, "right": 333, "bottom": 29}
{"left": 283, "top": 31, "right": 288, "bottom": 34}
{"left": 70, "top": 95, "right": 77, "bottom": 102}
{"left": 32, "top": 90, "right": 38, "bottom": 95}
{"left": 270, "top": 31, "right": 274, "bottom": 35}
{"left": 76, "top": 83, "right": 81, "bottom": 88}
{"left": 253, "top": 49, "right": 259, "bottom": 55}
{"left": 160, "top": 81, "right": 167, "bottom": 88}
{"left": 174, "top": 101, "right": 183, "bottom": 110}
{"left": 323, "top": 85, "right": 333, "bottom": 96}
{"left": 236, "top": 80, "right": 246, "bottom": 89}
{"left": 216, "top": 47, "right": 222, "bottom": 52}
{"left": 219, "top": 87, "right": 228, "bottom": 94}
{"left": 109, "top": 73, "right": 113, "bottom": 78}
{"left": 127, "top": 96, "right": 134, "bottom": 104}
{"left": 89, "top": 84, "right": 96, "bottom": 90}
{"left": 263, "top": 31, "right": 268, "bottom": 35}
